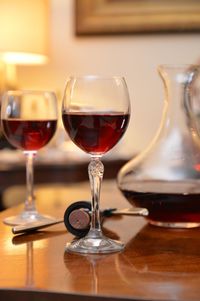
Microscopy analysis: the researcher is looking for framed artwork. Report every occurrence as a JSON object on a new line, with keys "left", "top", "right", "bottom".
{"left": 75, "top": 0, "right": 200, "bottom": 35}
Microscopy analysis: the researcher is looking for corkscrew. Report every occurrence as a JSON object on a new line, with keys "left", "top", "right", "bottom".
{"left": 12, "top": 201, "right": 148, "bottom": 236}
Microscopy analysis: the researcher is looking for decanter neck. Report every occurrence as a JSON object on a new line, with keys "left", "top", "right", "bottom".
{"left": 158, "top": 65, "right": 200, "bottom": 123}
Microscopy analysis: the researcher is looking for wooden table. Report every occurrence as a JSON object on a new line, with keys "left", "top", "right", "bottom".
{"left": 1, "top": 180, "right": 200, "bottom": 301}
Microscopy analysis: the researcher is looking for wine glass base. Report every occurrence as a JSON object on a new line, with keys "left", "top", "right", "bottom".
{"left": 3, "top": 211, "right": 56, "bottom": 226}
{"left": 66, "top": 235, "right": 124, "bottom": 254}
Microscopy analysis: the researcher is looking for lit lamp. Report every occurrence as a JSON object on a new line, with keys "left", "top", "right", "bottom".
{"left": 0, "top": 0, "right": 49, "bottom": 91}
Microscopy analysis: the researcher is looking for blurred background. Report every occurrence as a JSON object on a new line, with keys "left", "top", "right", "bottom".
{"left": 17, "top": 0, "right": 200, "bottom": 156}
{"left": 0, "top": 0, "right": 200, "bottom": 156}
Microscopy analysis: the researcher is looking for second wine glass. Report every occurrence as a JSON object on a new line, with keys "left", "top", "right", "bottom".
{"left": 62, "top": 76, "right": 130, "bottom": 254}
{"left": 1, "top": 90, "right": 58, "bottom": 226}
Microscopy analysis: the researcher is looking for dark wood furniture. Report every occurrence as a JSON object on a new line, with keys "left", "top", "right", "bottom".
{"left": 1, "top": 180, "right": 200, "bottom": 301}
{"left": 0, "top": 154, "right": 127, "bottom": 210}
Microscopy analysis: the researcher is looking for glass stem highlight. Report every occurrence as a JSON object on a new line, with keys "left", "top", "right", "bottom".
{"left": 88, "top": 156, "right": 104, "bottom": 237}
{"left": 24, "top": 151, "right": 37, "bottom": 212}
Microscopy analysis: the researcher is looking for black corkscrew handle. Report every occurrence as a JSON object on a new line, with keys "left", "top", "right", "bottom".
{"left": 63, "top": 201, "right": 91, "bottom": 237}
{"left": 63, "top": 201, "right": 148, "bottom": 237}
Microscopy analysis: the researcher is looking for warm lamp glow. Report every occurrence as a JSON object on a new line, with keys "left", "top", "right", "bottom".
{"left": 0, "top": 0, "right": 49, "bottom": 65}
{"left": 0, "top": 0, "right": 49, "bottom": 90}
{"left": 0, "top": 52, "right": 48, "bottom": 65}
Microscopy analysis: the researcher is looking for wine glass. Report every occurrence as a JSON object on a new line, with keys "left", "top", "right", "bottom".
{"left": 1, "top": 90, "right": 58, "bottom": 226}
{"left": 62, "top": 76, "right": 130, "bottom": 254}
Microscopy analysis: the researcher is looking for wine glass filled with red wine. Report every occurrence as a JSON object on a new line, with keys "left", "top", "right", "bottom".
{"left": 1, "top": 90, "right": 58, "bottom": 225}
{"left": 62, "top": 76, "right": 130, "bottom": 254}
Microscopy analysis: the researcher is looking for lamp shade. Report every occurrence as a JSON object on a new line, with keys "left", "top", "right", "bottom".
{"left": 0, "top": 0, "right": 49, "bottom": 65}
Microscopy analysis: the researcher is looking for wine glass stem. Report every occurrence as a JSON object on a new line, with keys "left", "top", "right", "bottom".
{"left": 88, "top": 156, "right": 104, "bottom": 237}
{"left": 24, "top": 151, "right": 37, "bottom": 212}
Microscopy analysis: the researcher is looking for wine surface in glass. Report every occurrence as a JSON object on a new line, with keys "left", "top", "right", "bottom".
{"left": 2, "top": 119, "right": 57, "bottom": 151}
{"left": 62, "top": 112, "right": 130, "bottom": 154}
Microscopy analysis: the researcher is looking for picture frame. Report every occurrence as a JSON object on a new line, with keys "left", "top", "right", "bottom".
{"left": 75, "top": 0, "right": 200, "bottom": 35}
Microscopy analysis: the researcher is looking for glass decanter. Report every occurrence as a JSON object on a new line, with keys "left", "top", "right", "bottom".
{"left": 118, "top": 64, "right": 200, "bottom": 228}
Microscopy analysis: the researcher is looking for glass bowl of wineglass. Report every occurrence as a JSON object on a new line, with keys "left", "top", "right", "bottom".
{"left": 62, "top": 75, "right": 130, "bottom": 254}
{"left": 1, "top": 90, "right": 58, "bottom": 226}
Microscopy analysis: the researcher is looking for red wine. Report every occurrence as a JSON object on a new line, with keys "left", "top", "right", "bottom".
{"left": 62, "top": 112, "right": 130, "bottom": 154}
{"left": 121, "top": 189, "right": 200, "bottom": 224}
{"left": 2, "top": 119, "right": 57, "bottom": 151}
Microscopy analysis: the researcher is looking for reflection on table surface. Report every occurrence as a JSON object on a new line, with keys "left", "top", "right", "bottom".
{"left": 1, "top": 180, "right": 200, "bottom": 301}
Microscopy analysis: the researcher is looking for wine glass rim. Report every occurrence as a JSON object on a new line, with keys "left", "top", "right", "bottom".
{"left": 158, "top": 64, "right": 200, "bottom": 70}
{"left": 67, "top": 75, "right": 126, "bottom": 80}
